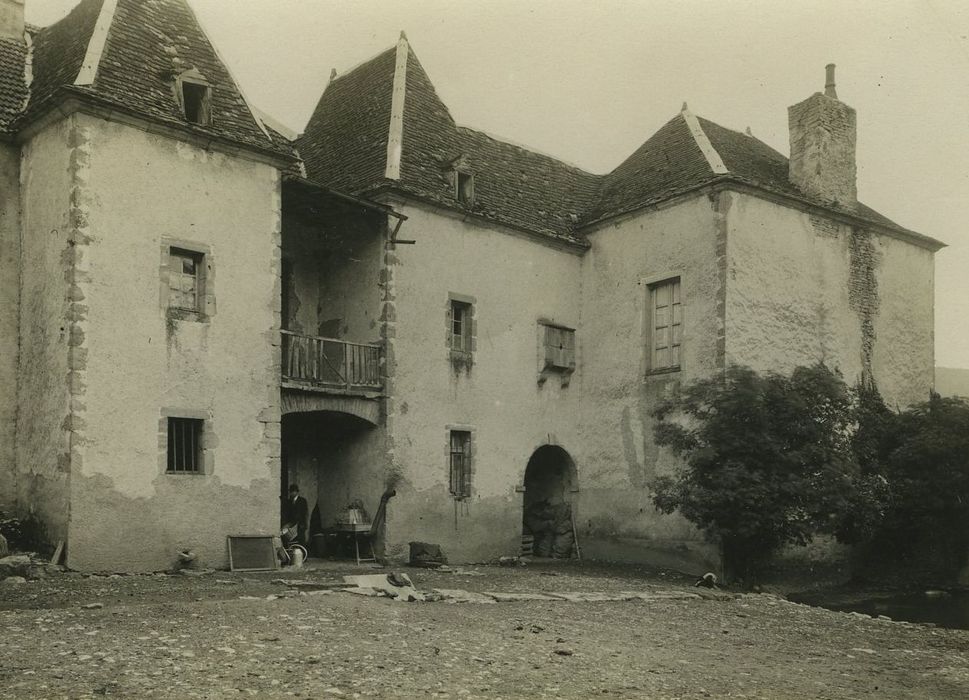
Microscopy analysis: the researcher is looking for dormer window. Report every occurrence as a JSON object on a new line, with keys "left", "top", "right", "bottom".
{"left": 175, "top": 69, "right": 212, "bottom": 126}
{"left": 455, "top": 170, "right": 474, "bottom": 207}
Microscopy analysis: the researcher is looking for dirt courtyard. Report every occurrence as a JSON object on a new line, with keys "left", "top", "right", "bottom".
{"left": 1, "top": 560, "right": 967, "bottom": 699}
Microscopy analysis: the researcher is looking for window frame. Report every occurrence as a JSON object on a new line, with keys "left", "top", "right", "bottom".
{"left": 175, "top": 69, "right": 212, "bottom": 126}
{"left": 166, "top": 416, "right": 204, "bottom": 475}
{"left": 645, "top": 276, "right": 683, "bottom": 375}
{"left": 450, "top": 300, "right": 472, "bottom": 353}
{"left": 540, "top": 322, "right": 576, "bottom": 372}
{"left": 168, "top": 247, "right": 204, "bottom": 314}
{"left": 447, "top": 428, "right": 473, "bottom": 500}
{"left": 454, "top": 170, "right": 475, "bottom": 207}
{"left": 446, "top": 293, "right": 476, "bottom": 368}
{"left": 160, "top": 239, "right": 214, "bottom": 322}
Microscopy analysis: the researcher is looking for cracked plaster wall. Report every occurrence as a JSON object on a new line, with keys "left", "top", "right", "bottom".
{"left": 385, "top": 203, "right": 583, "bottom": 563}
{"left": 14, "top": 118, "right": 75, "bottom": 543}
{"left": 62, "top": 116, "right": 281, "bottom": 571}
{"left": 575, "top": 194, "right": 723, "bottom": 572}
{"left": 724, "top": 193, "right": 933, "bottom": 408}
{"left": 281, "top": 213, "right": 383, "bottom": 343}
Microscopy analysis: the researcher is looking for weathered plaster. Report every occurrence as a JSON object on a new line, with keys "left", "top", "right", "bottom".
{"left": 281, "top": 212, "right": 383, "bottom": 342}
{"left": 0, "top": 143, "right": 21, "bottom": 509}
{"left": 575, "top": 193, "right": 722, "bottom": 568}
{"left": 383, "top": 201, "right": 583, "bottom": 562}
{"left": 15, "top": 117, "right": 75, "bottom": 543}
{"left": 724, "top": 192, "right": 933, "bottom": 407}
{"left": 284, "top": 411, "right": 389, "bottom": 541}
{"left": 62, "top": 115, "right": 281, "bottom": 570}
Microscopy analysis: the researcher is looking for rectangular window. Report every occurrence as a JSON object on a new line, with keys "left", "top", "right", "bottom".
{"left": 449, "top": 430, "right": 472, "bottom": 499}
{"left": 450, "top": 300, "right": 472, "bottom": 353}
{"left": 167, "top": 417, "right": 203, "bottom": 473}
{"left": 455, "top": 171, "right": 474, "bottom": 206}
{"left": 649, "top": 277, "right": 682, "bottom": 371}
{"left": 168, "top": 247, "right": 204, "bottom": 313}
{"left": 181, "top": 81, "right": 211, "bottom": 125}
{"left": 543, "top": 324, "right": 575, "bottom": 371}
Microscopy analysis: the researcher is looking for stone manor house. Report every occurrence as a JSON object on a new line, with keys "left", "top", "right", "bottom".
{"left": 0, "top": 0, "right": 943, "bottom": 571}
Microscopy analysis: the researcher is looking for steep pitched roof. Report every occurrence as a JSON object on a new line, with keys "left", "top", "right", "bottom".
{"left": 23, "top": 0, "right": 102, "bottom": 127}
{"left": 0, "top": 0, "right": 291, "bottom": 158}
{"left": 296, "top": 47, "right": 397, "bottom": 193}
{"left": 298, "top": 37, "right": 597, "bottom": 246}
{"left": 298, "top": 38, "right": 939, "bottom": 249}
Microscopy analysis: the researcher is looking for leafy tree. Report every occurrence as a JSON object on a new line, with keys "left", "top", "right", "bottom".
{"left": 652, "top": 364, "right": 881, "bottom": 582}
{"left": 870, "top": 395, "right": 969, "bottom": 579}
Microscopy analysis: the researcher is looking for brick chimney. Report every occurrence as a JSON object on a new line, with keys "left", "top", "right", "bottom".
{"left": 788, "top": 64, "right": 857, "bottom": 208}
{"left": 0, "top": 0, "right": 24, "bottom": 40}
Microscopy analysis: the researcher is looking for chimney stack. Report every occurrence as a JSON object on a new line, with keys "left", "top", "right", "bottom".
{"left": 788, "top": 64, "right": 857, "bottom": 208}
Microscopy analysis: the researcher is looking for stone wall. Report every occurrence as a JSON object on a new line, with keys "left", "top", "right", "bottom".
{"left": 788, "top": 92, "right": 857, "bottom": 206}
{"left": 0, "top": 142, "right": 20, "bottom": 510}
{"left": 62, "top": 115, "right": 281, "bottom": 571}
{"left": 576, "top": 193, "right": 723, "bottom": 573}
{"left": 385, "top": 202, "right": 584, "bottom": 563}
{"left": 15, "top": 118, "right": 75, "bottom": 543}
{"left": 724, "top": 192, "right": 934, "bottom": 408}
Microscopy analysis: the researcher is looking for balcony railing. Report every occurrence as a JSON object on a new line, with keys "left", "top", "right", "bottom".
{"left": 281, "top": 330, "right": 382, "bottom": 392}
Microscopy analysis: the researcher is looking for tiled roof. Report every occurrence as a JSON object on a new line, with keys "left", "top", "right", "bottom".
{"left": 296, "top": 47, "right": 397, "bottom": 193}
{"left": 298, "top": 39, "right": 932, "bottom": 247}
{"left": 589, "top": 114, "right": 716, "bottom": 224}
{"left": 4, "top": 0, "right": 290, "bottom": 158}
{"left": 23, "top": 0, "right": 102, "bottom": 128}
{"left": 0, "top": 36, "right": 27, "bottom": 132}
{"left": 299, "top": 44, "right": 597, "bottom": 245}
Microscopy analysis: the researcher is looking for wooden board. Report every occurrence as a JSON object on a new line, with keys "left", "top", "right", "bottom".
{"left": 50, "top": 540, "right": 64, "bottom": 566}
{"left": 227, "top": 535, "right": 279, "bottom": 572}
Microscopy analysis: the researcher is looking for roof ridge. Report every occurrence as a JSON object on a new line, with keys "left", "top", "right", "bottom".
{"left": 680, "top": 107, "right": 728, "bottom": 175}
{"left": 383, "top": 32, "right": 408, "bottom": 180}
{"left": 74, "top": 0, "right": 113, "bottom": 86}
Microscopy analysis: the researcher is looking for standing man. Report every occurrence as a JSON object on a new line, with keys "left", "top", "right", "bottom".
{"left": 282, "top": 484, "right": 309, "bottom": 547}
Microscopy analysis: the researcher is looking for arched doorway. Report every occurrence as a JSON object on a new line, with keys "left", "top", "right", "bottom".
{"left": 522, "top": 445, "right": 578, "bottom": 558}
{"left": 281, "top": 410, "right": 383, "bottom": 557}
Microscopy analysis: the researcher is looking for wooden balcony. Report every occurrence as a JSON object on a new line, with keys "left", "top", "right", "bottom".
{"left": 281, "top": 330, "right": 382, "bottom": 393}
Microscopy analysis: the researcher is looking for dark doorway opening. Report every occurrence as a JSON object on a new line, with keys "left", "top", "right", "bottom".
{"left": 281, "top": 410, "right": 384, "bottom": 560}
{"left": 522, "top": 445, "right": 578, "bottom": 558}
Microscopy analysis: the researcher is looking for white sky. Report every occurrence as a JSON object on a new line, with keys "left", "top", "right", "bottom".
{"left": 28, "top": 0, "right": 969, "bottom": 369}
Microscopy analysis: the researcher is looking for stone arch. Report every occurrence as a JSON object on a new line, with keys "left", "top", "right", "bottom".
{"left": 521, "top": 445, "right": 578, "bottom": 558}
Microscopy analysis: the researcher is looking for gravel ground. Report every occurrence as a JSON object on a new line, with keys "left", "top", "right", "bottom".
{"left": 1, "top": 560, "right": 967, "bottom": 699}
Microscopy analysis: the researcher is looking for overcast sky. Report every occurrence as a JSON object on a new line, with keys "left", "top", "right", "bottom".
{"left": 28, "top": 0, "right": 969, "bottom": 369}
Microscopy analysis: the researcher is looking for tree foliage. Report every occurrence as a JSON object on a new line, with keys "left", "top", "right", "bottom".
{"left": 651, "top": 364, "right": 883, "bottom": 581}
{"left": 865, "top": 394, "right": 969, "bottom": 578}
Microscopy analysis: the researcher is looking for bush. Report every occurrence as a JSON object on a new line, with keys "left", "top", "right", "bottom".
{"left": 0, "top": 510, "right": 52, "bottom": 557}
{"left": 652, "top": 364, "right": 883, "bottom": 583}
{"left": 865, "top": 395, "right": 969, "bottom": 580}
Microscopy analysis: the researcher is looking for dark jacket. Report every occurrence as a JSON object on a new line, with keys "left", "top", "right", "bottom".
{"left": 282, "top": 495, "right": 309, "bottom": 543}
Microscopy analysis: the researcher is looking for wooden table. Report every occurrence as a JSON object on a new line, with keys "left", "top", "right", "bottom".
{"left": 333, "top": 522, "right": 376, "bottom": 564}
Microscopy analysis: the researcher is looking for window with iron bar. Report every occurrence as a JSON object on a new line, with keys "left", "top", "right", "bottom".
{"left": 449, "top": 430, "right": 472, "bottom": 499}
{"left": 167, "top": 417, "right": 203, "bottom": 474}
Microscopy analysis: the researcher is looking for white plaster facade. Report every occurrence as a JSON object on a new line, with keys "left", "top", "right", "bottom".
{"left": 10, "top": 113, "right": 283, "bottom": 571}
{"left": 0, "top": 1, "right": 942, "bottom": 574}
